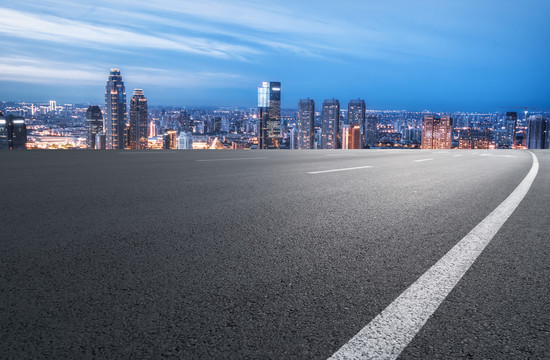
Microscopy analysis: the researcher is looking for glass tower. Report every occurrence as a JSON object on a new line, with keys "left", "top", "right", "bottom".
{"left": 321, "top": 99, "right": 340, "bottom": 149}
{"left": 297, "top": 99, "right": 315, "bottom": 149}
{"left": 104, "top": 69, "right": 127, "bottom": 149}
{"left": 129, "top": 89, "right": 148, "bottom": 150}
{"left": 526, "top": 115, "right": 549, "bottom": 149}
{"left": 365, "top": 115, "right": 378, "bottom": 148}
{"left": 348, "top": 99, "right": 366, "bottom": 148}
{"left": 86, "top": 105, "right": 103, "bottom": 149}
{"left": 257, "top": 81, "right": 281, "bottom": 149}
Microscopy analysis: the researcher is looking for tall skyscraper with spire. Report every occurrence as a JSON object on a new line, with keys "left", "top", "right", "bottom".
{"left": 321, "top": 99, "right": 340, "bottom": 149}
{"left": 104, "top": 69, "right": 127, "bottom": 149}
{"left": 348, "top": 99, "right": 366, "bottom": 148}
{"left": 257, "top": 81, "right": 281, "bottom": 149}
{"left": 297, "top": 99, "right": 315, "bottom": 149}
{"left": 129, "top": 89, "right": 148, "bottom": 150}
{"left": 85, "top": 105, "right": 103, "bottom": 149}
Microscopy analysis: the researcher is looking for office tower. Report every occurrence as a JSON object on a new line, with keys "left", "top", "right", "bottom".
{"left": 49, "top": 100, "right": 56, "bottom": 112}
{"left": 421, "top": 115, "right": 453, "bottom": 149}
{"left": 0, "top": 113, "right": 8, "bottom": 149}
{"left": 164, "top": 130, "right": 178, "bottom": 149}
{"left": 257, "top": 81, "right": 281, "bottom": 149}
{"left": 342, "top": 124, "right": 361, "bottom": 149}
{"left": 214, "top": 117, "right": 222, "bottom": 133}
{"left": 321, "top": 99, "right": 340, "bottom": 149}
{"left": 104, "top": 69, "right": 127, "bottom": 149}
{"left": 289, "top": 127, "right": 298, "bottom": 149}
{"left": 178, "top": 131, "right": 193, "bottom": 149}
{"left": 504, "top": 112, "right": 517, "bottom": 148}
{"left": 365, "top": 115, "right": 378, "bottom": 148}
{"left": 526, "top": 115, "right": 549, "bottom": 149}
{"left": 129, "top": 89, "right": 148, "bottom": 150}
{"left": 95, "top": 133, "right": 106, "bottom": 149}
{"left": 85, "top": 105, "right": 103, "bottom": 149}
{"left": 348, "top": 99, "right": 366, "bottom": 148}
{"left": 297, "top": 99, "right": 314, "bottom": 149}
{"left": 148, "top": 121, "right": 158, "bottom": 138}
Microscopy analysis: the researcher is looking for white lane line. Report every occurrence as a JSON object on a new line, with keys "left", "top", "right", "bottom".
{"left": 413, "top": 158, "right": 434, "bottom": 162}
{"left": 329, "top": 152, "right": 539, "bottom": 360}
{"left": 197, "top": 157, "right": 267, "bottom": 162}
{"left": 480, "top": 153, "right": 518, "bottom": 158}
{"left": 453, "top": 154, "right": 463, "bottom": 157}
{"left": 308, "top": 166, "right": 373, "bottom": 174}
{"left": 325, "top": 154, "right": 356, "bottom": 157}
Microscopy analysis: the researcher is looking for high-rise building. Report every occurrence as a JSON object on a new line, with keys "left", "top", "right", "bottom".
{"left": 348, "top": 99, "right": 366, "bottom": 148}
{"left": 342, "top": 124, "right": 362, "bottom": 149}
{"left": 421, "top": 115, "right": 453, "bottom": 149}
{"left": 95, "top": 133, "right": 106, "bottom": 149}
{"left": 0, "top": 112, "right": 8, "bottom": 149}
{"left": 321, "top": 99, "right": 340, "bottom": 149}
{"left": 297, "top": 99, "right": 314, "bottom": 149}
{"left": 129, "top": 89, "right": 148, "bottom": 150}
{"left": 49, "top": 100, "right": 56, "bottom": 112}
{"left": 257, "top": 81, "right": 281, "bottom": 149}
{"left": 504, "top": 112, "right": 517, "bottom": 148}
{"left": 104, "top": 69, "right": 127, "bottom": 149}
{"left": 526, "top": 115, "right": 549, "bottom": 149}
{"left": 85, "top": 105, "right": 103, "bottom": 149}
{"left": 178, "top": 131, "right": 193, "bottom": 149}
{"left": 365, "top": 115, "right": 378, "bottom": 148}
{"left": 164, "top": 130, "right": 178, "bottom": 149}
{"left": 458, "top": 129, "right": 490, "bottom": 149}
{"left": 3, "top": 115, "right": 27, "bottom": 149}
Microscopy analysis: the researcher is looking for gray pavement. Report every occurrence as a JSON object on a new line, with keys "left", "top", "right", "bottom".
{"left": 0, "top": 149, "right": 548, "bottom": 359}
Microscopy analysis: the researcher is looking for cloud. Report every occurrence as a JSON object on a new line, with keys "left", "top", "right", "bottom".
{"left": 0, "top": 7, "right": 258, "bottom": 60}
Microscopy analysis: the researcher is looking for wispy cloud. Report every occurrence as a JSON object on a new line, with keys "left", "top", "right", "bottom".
{"left": 0, "top": 7, "right": 258, "bottom": 60}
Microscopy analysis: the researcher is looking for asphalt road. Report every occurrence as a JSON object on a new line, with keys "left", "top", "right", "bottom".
{"left": 1, "top": 149, "right": 548, "bottom": 359}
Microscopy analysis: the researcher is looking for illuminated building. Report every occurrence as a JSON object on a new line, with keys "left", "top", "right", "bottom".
{"left": 289, "top": 127, "right": 298, "bottom": 149}
{"left": 85, "top": 105, "right": 103, "bottom": 149}
{"left": 297, "top": 99, "right": 314, "bottom": 149}
{"left": 148, "top": 120, "right": 158, "bottom": 137}
{"left": 49, "top": 100, "right": 56, "bottom": 112}
{"left": 526, "top": 115, "right": 549, "bottom": 149}
{"left": 95, "top": 133, "right": 106, "bottom": 149}
{"left": 104, "top": 69, "right": 127, "bottom": 149}
{"left": 257, "top": 81, "right": 281, "bottom": 149}
{"left": 163, "top": 130, "right": 178, "bottom": 149}
{"left": 421, "top": 115, "right": 453, "bottom": 149}
{"left": 1, "top": 115, "right": 28, "bottom": 149}
{"left": 458, "top": 129, "right": 490, "bottom": 149}
{"left": 365, "top": 115, "right": 378, "bottom": 148}
{"left": 178, "top": 131, "right": 193, "bottom": 149}
{"left": 504, "top": 112, "right": 517, "bottom": 148}
{"left": 129, "top": 89, "right": 148, "bottom": 149}
{"left": 0, "top": 112, "right": 8, "bottom": 149}
{"left": 348, "top": 99, "right": 366, "bottom": 148}
{"left": 321, "top": 99, "right": 340, "bottom": 149}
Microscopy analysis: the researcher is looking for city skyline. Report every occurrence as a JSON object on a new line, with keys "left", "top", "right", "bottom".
{"left": 0, "top": 1, "right": 549, "bottom": 111}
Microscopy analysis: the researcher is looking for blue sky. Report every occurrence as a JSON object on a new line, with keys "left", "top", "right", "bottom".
{"left": 0, "top": 0, "right": 549, "bottom": 111}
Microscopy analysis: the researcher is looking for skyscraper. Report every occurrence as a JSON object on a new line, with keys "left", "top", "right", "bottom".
{"left": 526, "top": 115, "right": 549, "bottom": 149}
{"left": 85, "top": 105, "right": 103, "bottom": 149}
{"left": 129, "top": 89, "right": 148, "bottom": 150}
{"left": 257, "top": 81, "right": 281, "bottom": 149}
{"left": 348, "top": 99, "right": 366, "bottom": 148}
{"left": 178, "top": 131, "right": 193, "bottom": 149}
{"left": 104, "top": 69, "right": 127, "bottom": 149}
{"left": 297, "top": 99, "right": 315, "bottom": 149}
{"left": 504, "top": 112, "right": 518, "bottom": 149}
{"left": 321, "top": 99, "right": 340, "bottom": 149}
{"left": 164, "top": 130, "right": 178, "bottom": 149}
{"left": 3, "top": 115, "right": 27, "bottom": 149}
{"left": 365, "top": 115, "right": 378, "bottom": 148}
{"left": 421, "top": 115, "right": 453, "bottom": 149}
{"left": 0, "top": 112, "right": 8, "bottom": 149}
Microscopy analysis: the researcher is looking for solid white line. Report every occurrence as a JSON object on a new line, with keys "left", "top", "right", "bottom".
{"left": 329, "top": 152, "right": 539, "bottom": 360}
{"left": 197, "top": 157, "right": 267, "bottom": 162}
{"left": 480, "top": 154, "right": 518, "bottom": 158}
{"left": 308, "top": 166, "right": 373, "bottom": 174}
{"left": 453, "top": 154, "right": 463, "bottom": 157}
{"left": 413, "top": 158, "right": 434, "bottom": 162}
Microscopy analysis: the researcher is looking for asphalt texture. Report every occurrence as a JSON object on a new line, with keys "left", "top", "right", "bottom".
{"left": 1, "top": 149, "right": 548, "bottom": 359}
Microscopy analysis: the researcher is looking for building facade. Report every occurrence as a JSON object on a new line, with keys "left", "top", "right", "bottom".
{"left": 257, "top": 81, "right": 281, "bottom": 149}
{"left": 104, "top": 69, "right": 127, "bottom": 149}
{"left": 526, "top": 115, "right": 549, "bottom": 149}
{"left": 365, "top": 115, "right": 378, "bottom": 148}
{"left": 321, "top": 99, "right": 340, "bottom": 149}
{"left": 297, "top": 99, "right": 315, "bottom": 149}
{"left": 421, "top": 115, "right": 453, "bottom": 149}
{"left": 348, "top": 99, "right": 366, "bottom": 148}
{"left": 0, "top": 114, "right": 27, "bottom": 149}
{"left": 129, "top": 89, "right": 148, "bottom": 150}
{"left": 85, "top": 105, "right": 103, "bottom": 149}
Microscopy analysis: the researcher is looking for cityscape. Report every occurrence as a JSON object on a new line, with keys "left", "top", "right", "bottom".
{"left": 2, "top": 1, "right": 550, "bottom": 359}
{"left": 1, "top": 68, "right": 549, "bottom": 151}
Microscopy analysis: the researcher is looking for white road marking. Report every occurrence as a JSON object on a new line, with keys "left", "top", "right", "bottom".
{"left": 329, "top": 152, "right": 539, "bottom": 360}
{"left": 480, "top": 153, "right": 518, "bottom": 158}
{"left": 307, "top": 166, "right": 373, "bottom": 174}
{"left": 197, "top": 157, "right": 268, "bottom": 162}
{"left": 453, "top": 154, "right": 463, "bottom": 157}
{"left": 413, "top": 158, "right": 434, "bottom": 162}
{"left": 325, "top": 154, "right": 356, "bottom": 157}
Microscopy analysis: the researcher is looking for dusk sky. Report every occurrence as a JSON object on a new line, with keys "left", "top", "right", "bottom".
{"left": 1, "top": 0, "right": 549, "bottom": 111}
